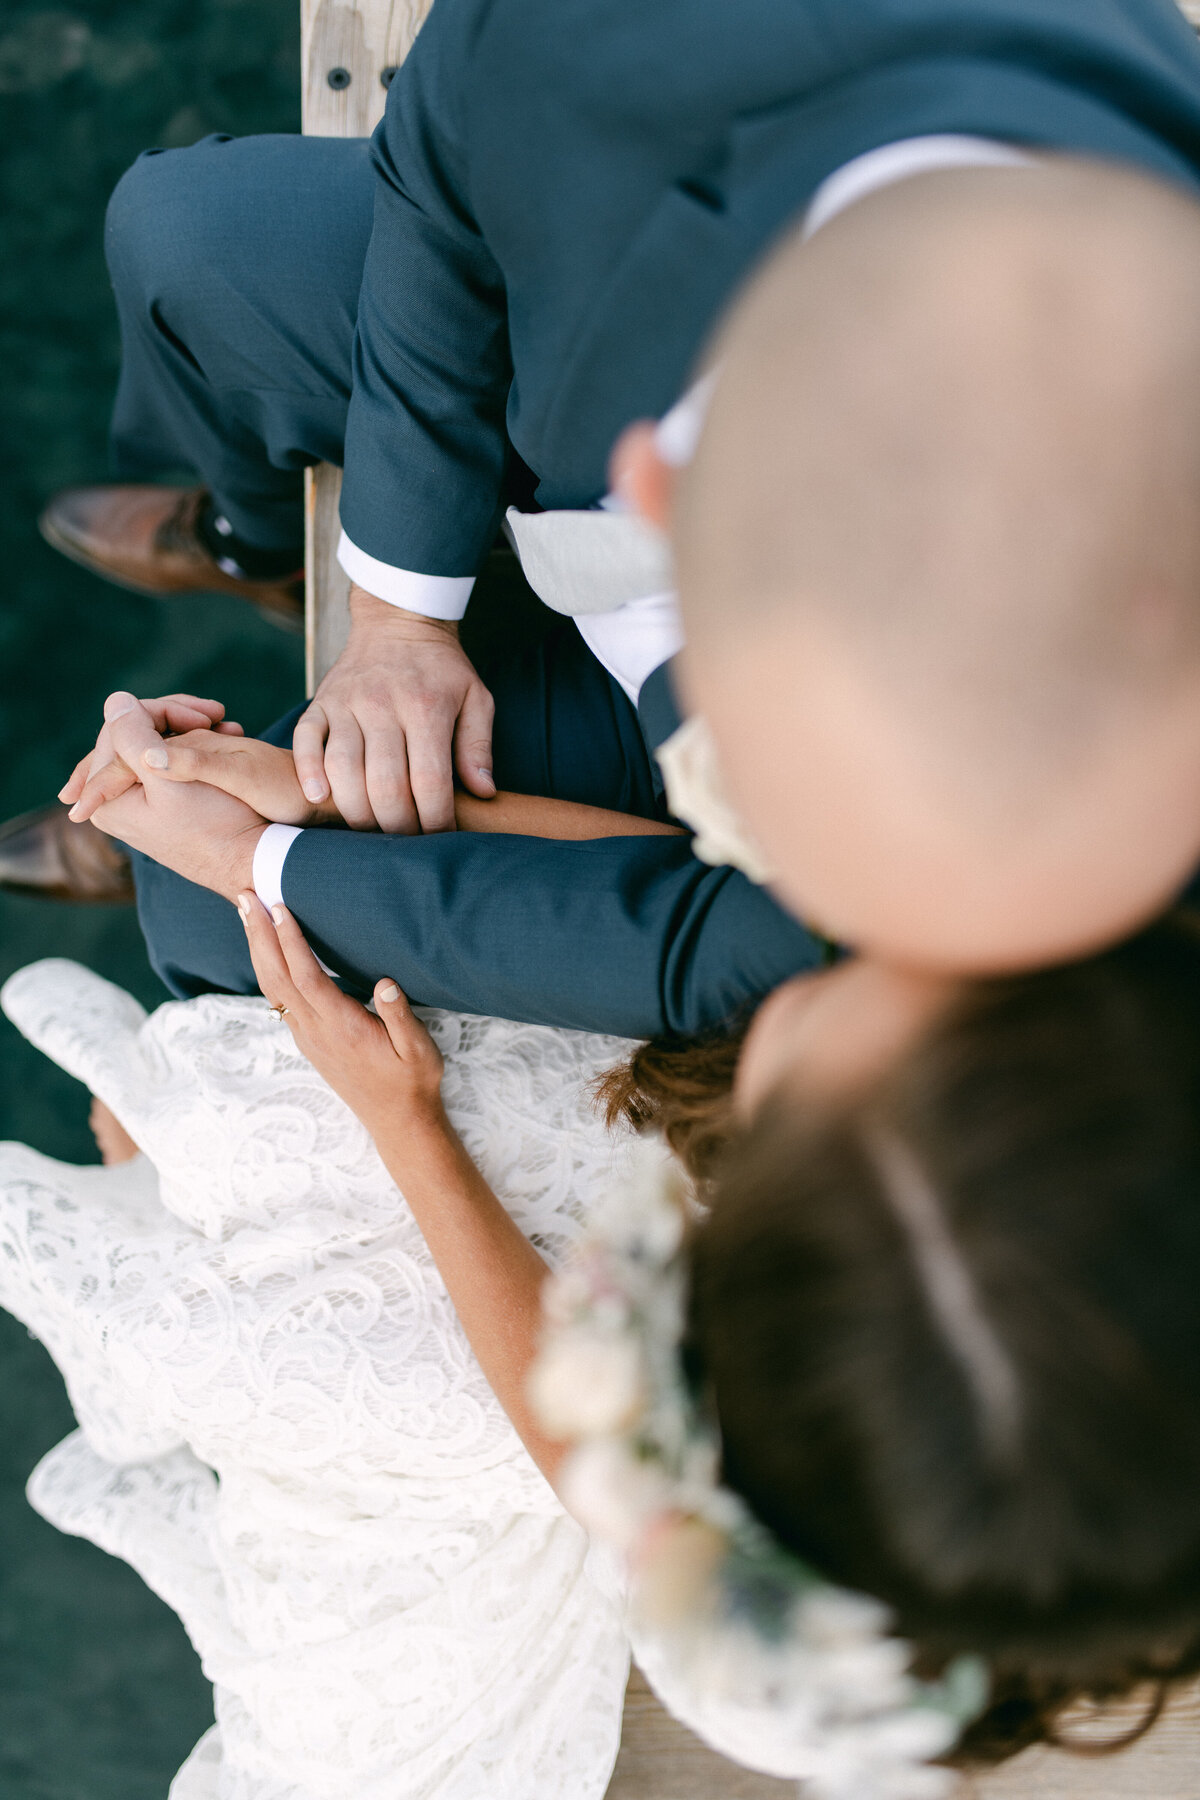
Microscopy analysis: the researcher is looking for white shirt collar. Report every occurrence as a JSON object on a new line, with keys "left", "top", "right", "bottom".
{"left": 654, "top": 134, "right": 1033, "bottom": 468}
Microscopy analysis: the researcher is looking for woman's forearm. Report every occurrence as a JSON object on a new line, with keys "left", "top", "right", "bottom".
{"left": 141, "top": 735, "right": 683, "bottom": 843}
{"left": 373, "top": 1107, "right": 566, "bottom": 1482}
{"left": 455, "top": 790, "right": 684, "bottom": 840}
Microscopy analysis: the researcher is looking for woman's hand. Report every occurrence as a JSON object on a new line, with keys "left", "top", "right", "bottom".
{"left": 119, "top": 727, "right": 689, "bottom": 842}
{"left": 66, "top": 713, "right": 342, "bottom": 832}
{"left": 242, "top": 893, "right": 564, "bottom": 1487}
{"left": 149, "top": 732, "right": 344, "bottom": 828}
{"left": 60, "top": 691, "right": 243, "bottom": 820}
{"left": 238, "top": 891, "right": 445, "bottom": 1133}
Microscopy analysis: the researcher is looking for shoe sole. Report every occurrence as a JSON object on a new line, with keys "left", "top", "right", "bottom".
{"left": 0, "top": 879, "right": 137, "bottom": 906}
{"left": 39, "top": 510, "right": 305, "bottom": 635}
{"left": 0, "top": 804, "right": 137, "bottom": 906}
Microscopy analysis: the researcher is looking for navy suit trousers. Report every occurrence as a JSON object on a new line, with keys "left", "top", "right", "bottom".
{"left": 108, "top": 133, "right": 375, "bottom": 554}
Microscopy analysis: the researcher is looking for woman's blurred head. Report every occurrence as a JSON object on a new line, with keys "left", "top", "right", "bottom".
{"left": 604, "top": 915, "right": 1200, "bottom": 1757}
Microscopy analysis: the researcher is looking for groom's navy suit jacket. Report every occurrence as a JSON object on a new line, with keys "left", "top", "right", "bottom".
{"left": 135, "top": 0, "right": 1200, "bottom": 1036}
{"left": 339, "top": 0, "right": 1200, "bottom": 576}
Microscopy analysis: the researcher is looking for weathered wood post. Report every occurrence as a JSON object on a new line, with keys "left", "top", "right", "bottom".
{"left": 301, "top": 0, "right": 433, "bottom": 693}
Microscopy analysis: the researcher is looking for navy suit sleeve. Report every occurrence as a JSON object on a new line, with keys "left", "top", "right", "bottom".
{"left": 340, "top": 0, "right": 511, "bottom": 575}
{"left": 280, "top": 828, "right": 826, "bottom": 1038}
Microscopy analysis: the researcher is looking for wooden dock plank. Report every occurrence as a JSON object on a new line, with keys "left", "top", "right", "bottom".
{"left": 605, "top": 1669, "right": 794, "bottom": 1799}
{"left": 965, "top": 1679, "right": 1200, "bottom": 1799}
{"left": 605, "top": 1670, "right": 1200, "bottom": 1799}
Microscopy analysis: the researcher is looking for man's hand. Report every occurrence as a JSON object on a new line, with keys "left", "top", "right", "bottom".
{"left": 60, "top": 692, "right": 243, "bottom": 821}
{"left": 85, "top": 697, "right": 267, "bottom": 902}
{"left": 293, "top": 586, "right": 495, "bottom": 835}
{"left": 93, "top": 778, "right": 267, "bottom": 902}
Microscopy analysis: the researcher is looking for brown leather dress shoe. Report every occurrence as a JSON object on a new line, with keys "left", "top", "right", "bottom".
{"left": 39, "top": 485, "right": 304, "bottom": 631}
{"left": 0, "top": 803, "right": 135, "bottom": 905}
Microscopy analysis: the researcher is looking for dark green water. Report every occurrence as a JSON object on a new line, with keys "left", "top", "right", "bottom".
{"left": 1, "top": 1, "right": 303, "bottom": 1790}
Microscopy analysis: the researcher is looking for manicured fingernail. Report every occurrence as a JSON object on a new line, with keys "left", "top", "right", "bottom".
{"left": 67, "top": 803, "right": 83, "bottom": 822}
{"left": 477, "top": 767, "right": 495, "bottom": 794}
{"left": 302, "top": 778, "right": 327, "bottom": 802}
{"left": 237, "top": 893, "right": 252, "bottom": 918}
{"left": 103, "top": 693, "right": 136, "bottom": 721}
{"left": 143, "top": 746, "right": 169, "bottom": 770}
{"left": 378, "top": 981, "right": 400, "bottom": 1003}
{"left": 271, "top": 904, "right": 286, "bottom": 925}
{"left": 56, "top": 784, "right": 69, "bottom": 801}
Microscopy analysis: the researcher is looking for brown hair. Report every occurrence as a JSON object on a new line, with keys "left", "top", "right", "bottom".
{"left": 594, "top": 1025, "right": 745, "bottom": 1182}
{"left": 600, "top": 916, "right": 1200, "bottom": 1764}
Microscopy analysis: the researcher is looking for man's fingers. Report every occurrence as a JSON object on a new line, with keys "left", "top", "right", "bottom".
{"left": 403, "top": 695, "right": 459, "bottom": 834}
{"left": 292, "top": 703, "right": 332, "bottom": 806}
{"left": 364, "top": 729, "right": 420, "bottom": 835}
{"left": 90, "top": 780, "right": 150, "bottom": 841}
{"left": 322, "top": 714, "right": 377, "bottom": 831}
{"left": 214, "top": 720, "right": 245, "bottom": 736}
{"left": 237, "top": 891, "right": 302, "bottom": 1012}
{"left": 406, "top": 749, "right": 456, "bottom": 835}
{"left": 453, "top": 678, "right": 496, "bottom": 799}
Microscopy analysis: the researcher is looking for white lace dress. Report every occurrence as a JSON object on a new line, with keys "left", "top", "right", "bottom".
{"left": 0, "top": 958, "right": 635, "bottom": 1800}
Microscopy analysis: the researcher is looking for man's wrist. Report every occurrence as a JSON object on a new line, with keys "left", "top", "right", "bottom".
{"left": 336, "top": 533, "right": 474, "bottom": 620}
{"left": 220, "top": 822, "right": 269, "bottom": 904}
{"left": 348, "top": 584, "right": 462, "bottom": 641}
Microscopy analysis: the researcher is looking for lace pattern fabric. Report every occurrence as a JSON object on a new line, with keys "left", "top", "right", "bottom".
{"left": 0, "top": 959, "right": 635, "bottom": 1800}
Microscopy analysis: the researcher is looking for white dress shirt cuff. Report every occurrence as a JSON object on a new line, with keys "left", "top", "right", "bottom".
{"left": 336, "top": 531, "right": 475, "bottom": 620}
{"left": 252, "top": 823, "right": 303, "bottom": 913}
{"left": 252, "top": 824, "right": 340, "bottom": 979}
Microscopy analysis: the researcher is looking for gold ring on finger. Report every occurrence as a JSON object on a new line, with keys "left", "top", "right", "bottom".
{"left": 269, "top": 1002, "right": 290, "bottom": 1021}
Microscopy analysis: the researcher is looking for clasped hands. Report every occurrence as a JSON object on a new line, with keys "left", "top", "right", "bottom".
{"left": 59, "top": 595, "right": 497, "bottom": 902}
{"left": 58, "top": 593, "right": 497, "bottom": 899}
{"left": 59, "top": 690, "right": 367, "bottom": 903}
{"left": 56, "top": 688, "right": 454, "bottom": 1133}
{"left": 57, "top": 686, "right": 453, "bottom": 1122}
